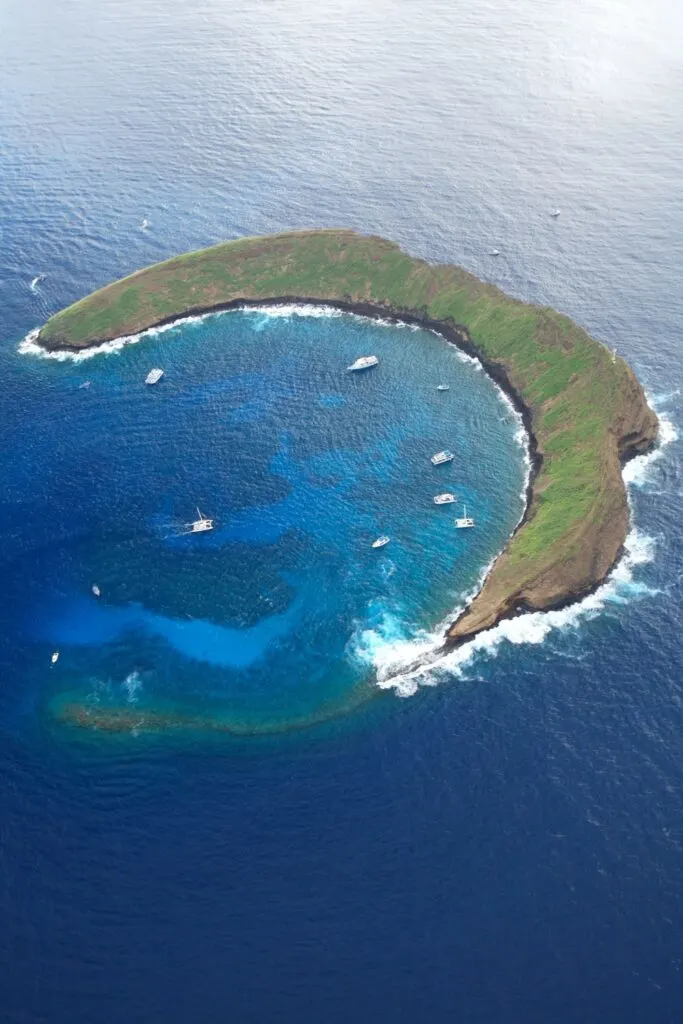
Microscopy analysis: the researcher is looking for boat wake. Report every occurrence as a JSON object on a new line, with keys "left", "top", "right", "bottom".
{"left": 352, "top": 402, "right": 677, "bottom": 697}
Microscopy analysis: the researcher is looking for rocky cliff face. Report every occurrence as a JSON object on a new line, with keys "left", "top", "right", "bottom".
{"left": 447, "top": 364, "right": 658, "bottom": 644}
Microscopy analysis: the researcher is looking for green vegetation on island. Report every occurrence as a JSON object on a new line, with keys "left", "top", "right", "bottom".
{"left": 37, "top": 229, "right": 658, "bottom": 645}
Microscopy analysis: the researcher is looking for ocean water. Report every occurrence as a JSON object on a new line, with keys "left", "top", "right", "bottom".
{"left": 1, "top": 1, "right": 683, "bottom": 1022}
{"left": 13, "top": 306, "right": 527, "bottom": 733}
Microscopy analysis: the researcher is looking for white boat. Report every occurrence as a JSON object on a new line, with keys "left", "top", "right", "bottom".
{"left": 92, "top": 584, "right": 101, "bottom": 598}
{"left": 183, "top": 508, "right": 214, "bottom": 534}
{"left": 145, "top": 368, "right": 164, "bottom": 385}
{"left": 30, "top": 274, "right": 45, "bottom": 292}
{"left": 141, "top": 217, "right": 150, "bottom": 231}
{"left": 455, "top": 505, "right": 475, "bottom": 529}
{"left": 51, "top": 651, "right": 60, "bottom": 665}
{"left": 78, "top": 381, "right": 91, "bottom": 389}
{"left": 347, "top": 355, "right": 379, "bottom": 372}
{"left": 372, "top": 535, "right": 391, "bottom": 549}
{"left": 437, "top": 384, "right": 450, "bottom": 391}
{"left": 431, "top": 450, "right": 454, "bottom": 466}
{"left": 489, "top": 249, "right": 501, "bottom": 256}
{"left": 550, "top": 209, "right": 561, "bottom": 218}
{"left": 433, "top": 492, "right": 456, "bottom": 505}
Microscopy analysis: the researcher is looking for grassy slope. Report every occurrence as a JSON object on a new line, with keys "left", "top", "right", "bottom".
{"left": 39, "top": 229, "right": 654, "bottom": 632}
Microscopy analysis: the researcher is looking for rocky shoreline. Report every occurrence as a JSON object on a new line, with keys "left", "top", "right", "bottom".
{"left": 33, "top": 230, "right": 660, "bottom": 653}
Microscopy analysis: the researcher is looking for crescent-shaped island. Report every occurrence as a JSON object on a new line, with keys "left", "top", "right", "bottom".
{"left": 35, "top": 229, "right": 658, "bottom": 653}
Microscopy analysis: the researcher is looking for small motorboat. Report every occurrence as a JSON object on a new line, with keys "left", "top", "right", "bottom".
{"left": 78, "top": 380, "right": 91, "bottom": 389}
{"left": 436, "top": 384, "right": 450, "bottom": 391}
{"left": 431, "top": 450, "right": 454, "bottom": 466}
{"left": 433, "top": 493, "right": 456, "bottom": 505}
{"left": 550, "top": 209, "right": 561, "bottom": 218}
{"left": 372, "top": 535, "right": 391, "bottom": 549}
{"left": 51, "top": 651, "right": 60, "bottom": 665}
{"left": 141, "top": 217, "right": 150, "bottom": 231}
{"left": 488, "top": 249, "right": 501, "bottom": 256}
{"left": 145, "top": 368, "right": 164, "bottom": 385}
{"left": 92, "top": 584, "right": 101, "bottom": 598}
{"left": 455, "top": 505, "right": 475, "bottom": 529}
{"left": 347, "top": 355, "right": 379, "bottom": 372}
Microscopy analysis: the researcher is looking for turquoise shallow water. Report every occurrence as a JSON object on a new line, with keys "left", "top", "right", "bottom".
{"left": 20, "top": 306, "right": 525, "bottom": 731}
{"left": 2, "top": 0, "right": 683, "bottom": 1020}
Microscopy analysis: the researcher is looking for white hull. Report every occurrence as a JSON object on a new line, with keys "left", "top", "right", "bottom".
{"left": 455, "top": 505, "right": 475, "bottom": 528}
{"left": 348, "top": 355, "right": 379, "bottom": 372}
{"left": 431, "top": 450, "right": 454, "bottom": 466}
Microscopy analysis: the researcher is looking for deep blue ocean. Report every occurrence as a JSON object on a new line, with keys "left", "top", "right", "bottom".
{"left": 2, "top": 1, "right": 683, "bottom": 1021}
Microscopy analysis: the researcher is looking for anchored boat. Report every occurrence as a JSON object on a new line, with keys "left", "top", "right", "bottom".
{"left": 347, "top": 355, "right": 379, "bottom": 372}
{"left": 455, "top": 505, "right": 475, "bottom": 529}
{"left": 436, "top": 384, "right": 450, "bottom": 391}
{"left": 433, "top": 492, "right": 456, "bottom": 505}
{"left": 431, "top": 450, "right": 454, "bottom": 466}
{"left": 145, "top": 368, "right": 164, "bottom": 385}
{"left": 372, "top": 535, "right": 391, "bottom": 549}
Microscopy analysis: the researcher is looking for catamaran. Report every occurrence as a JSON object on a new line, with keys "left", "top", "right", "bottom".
{"left": 145, "top": 368, "right": 164, "bottom": 385}
{"left": 433, "top": 492, "right": 456, "bottom": 505}
{"left": 455, "top": 505, "right": 475, "bottom": 529}
{"left": 180, "top": 508, "right": 214, "bottom": 534}
{"left": 347, "top": 355, "right": 379, "bottom": 372}
{"left": 431, "top": 450, "right": 454, "bottom": 466}
{"left": 372, "top": 535, "right": 391, "bottom": 549}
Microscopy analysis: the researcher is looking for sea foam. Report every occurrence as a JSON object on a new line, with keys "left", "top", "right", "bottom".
{"left": 17, "top": 303, "right": 348, "bottom": 363}
{"left": 359, "top": 401, "right": 677, "bottom": 696}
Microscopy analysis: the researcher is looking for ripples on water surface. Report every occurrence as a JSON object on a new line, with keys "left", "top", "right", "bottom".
{"left": 1, "top": 0, "right": 683, "bottom": 1021}
{"left": 16, "top": 307, "right": 526, "bottom": 732}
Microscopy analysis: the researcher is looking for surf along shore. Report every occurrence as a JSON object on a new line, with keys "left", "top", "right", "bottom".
{"left": 36, "top": 228, "right": 658, "bottom": 654}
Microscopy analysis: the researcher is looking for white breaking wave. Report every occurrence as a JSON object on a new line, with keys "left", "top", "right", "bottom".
{"left": 21, "top": 300, "right": 673, "bottom": 694}
{"left": 622, "top": 402, "right": 678, "bottom": 488}
{"left": 18, "top": 311, "right": 210, "bottom": 363}
{"left": 245, "top": 303, "right": 343, "bottom": 319}
{"left": 356, "top": 401, "right": 677, "bottom": 696}
{"left": 17, "top": 303, "right": 351, "bottom": 363}
{"left": 122, "top": 670, "right": 143, "bottom": 703}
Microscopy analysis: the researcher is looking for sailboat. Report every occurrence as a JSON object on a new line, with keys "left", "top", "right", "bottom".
{"left": 181, "top": 508, "right": 214, "bottom": 534}
{"left": 455, "top": 505, "right": 475, "bottom": 529}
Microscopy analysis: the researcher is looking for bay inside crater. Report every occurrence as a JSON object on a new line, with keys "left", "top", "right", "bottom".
{"left": 26, "top": 306, "right": 527, "bottom": 734}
